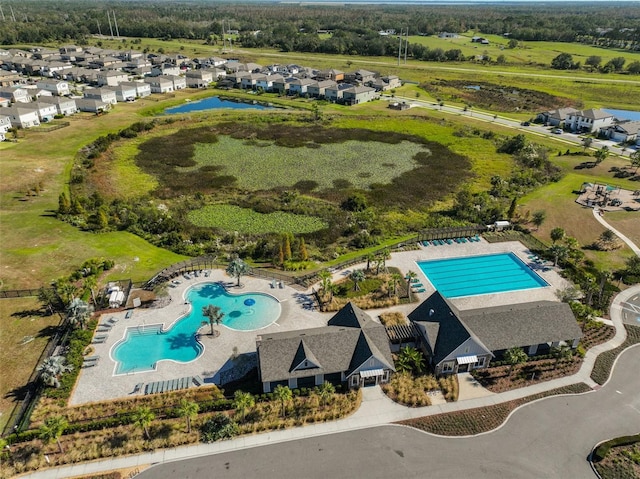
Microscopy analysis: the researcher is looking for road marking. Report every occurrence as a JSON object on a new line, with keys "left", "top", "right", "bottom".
{"left": 616, "top": 390, "right": 622, "bottom": 394}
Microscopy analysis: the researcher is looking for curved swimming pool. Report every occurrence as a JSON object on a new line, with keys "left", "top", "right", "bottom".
{"left": 111, "top": 282, "right": 281, "bottom": 375}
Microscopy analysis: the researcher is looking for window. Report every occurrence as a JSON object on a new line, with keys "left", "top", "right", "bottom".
{"left": 442, "top": 362, "right": 454, "bottom": 373}
{"left": 474, "top": 357, "right": 486, "bottom": 368}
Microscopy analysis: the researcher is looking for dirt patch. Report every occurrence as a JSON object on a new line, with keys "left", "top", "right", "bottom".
{"left": 420, "top": 80, "right": 577, "bottom": 113}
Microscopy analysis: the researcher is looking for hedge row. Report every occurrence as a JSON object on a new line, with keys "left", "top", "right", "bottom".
{"left": 593, "top": 434, "right": 640, "bottom": 462}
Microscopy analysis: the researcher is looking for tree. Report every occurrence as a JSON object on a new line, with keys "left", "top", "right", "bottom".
{"left": 55, "top": 281, "right": 78, "bottom": 306}
{"left": 283, "top": 235, "right": 292, "bottom": 261}
{"left": 226, "top": 257, "right": 250, "bottom": 287}
{"left": 507, "top": 197, "right": 517, "bottom": 219}
{"left": 605, "top": 56, "right": 626, "bottom": 72}
{"left": 202, "top": 304, "right": 224, "bottom": 336}
{"left": 627, "top": 61, "right": 640, "bottom": 74}
{"left": 629, "top": 150, "right": 640, "bottom": 174}
{"left": 298, "top": 237, "right": 308, "bottom": 261}
{"left": 365, "top": 252, "right": 375, "bottom": 271}
{"left": 38, "top": 287, "right": 59, "bottom": 315}
{"left": 377, "top": 247, "right": 390, "bottom": 274}
{"left": 66, "top": 298, "right": 93, "bottom": 329}
{"left": 341, "top": 193, "right": 367, "bottom": 212}
{"left": 594, "top": 146, "right": 609, "bottom": 164}
{"left": 504, "top": 347, "right": 528, "bottom": 377}
{"left": 550, "top": 227, "right": 565, "bottom": 244}
{"left": 581, "top": 137, "right": 593, "bottom": 152}
{"left": 316, "top": 381, "right": 335, "bottom": 407}
{"left": 396, "top": 346, "right": 425, "bottom": 374}
{"left": 273, "top": 384, "right": 292, "bottom": 417}
{"left": 585, "top": 55, "right": 602, "bottom": 69}
{"left": 531, "top": 210, "right": 546, "bottom": 230}
{"left": 37, "top": 356, "right": 72, "bottom": 388}
{"left": 391, "top": 272, "right": 404, "bottom": 297}
{"left": 200, "top": 413, "right": 238, "bottom": 442}
{"left": 38, "top": 416, "right": 68, "bottom": 454}
{"left": 548, "top": 244, "right": 569, "bottom": 267}
{"left": 551, "top": 53, "right": 574, "bottom": 70}
{"left": 507, "top": 38, "right": 518, "bottom": 49}
{"left": 58, "top": 192, "right": 71, "bottom": 215}
{"left": 233, "top": 390, "right": 255, "bottom": 422}
{"left": 131, "top": 406, "right": 155, "bottom": 440}
{"left": 83, "top": 276, "right": 98, "bottom": 308}
{"left": 177, "top": 399, "right": 199, "bottom": 433}
{"left": 349, "top": 269, "right": 366, "bottom": 291}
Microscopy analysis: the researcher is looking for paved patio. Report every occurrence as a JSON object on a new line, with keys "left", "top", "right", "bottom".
{"left": 71, "top": 239, "right": 571, "bottom": 405}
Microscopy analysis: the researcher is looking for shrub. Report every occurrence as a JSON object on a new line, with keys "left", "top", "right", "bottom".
{"left": 200, "top": 413, "right": 239, "bottom": 442}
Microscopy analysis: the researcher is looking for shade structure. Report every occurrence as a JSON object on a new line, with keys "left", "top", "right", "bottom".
{"left": 359, "top": 369, "right": 384, "bottom": 378}
{"left": 456, "top": 355, "right": 478, "bottom": 365}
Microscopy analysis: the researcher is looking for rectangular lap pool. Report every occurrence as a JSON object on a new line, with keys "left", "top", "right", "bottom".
{"left": 417, "top": 252, "right": 549, "bottom": 298}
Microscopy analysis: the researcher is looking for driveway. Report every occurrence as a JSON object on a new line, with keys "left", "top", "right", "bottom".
{"left": 136, "top": 345, "right": 640, "bottom": 479}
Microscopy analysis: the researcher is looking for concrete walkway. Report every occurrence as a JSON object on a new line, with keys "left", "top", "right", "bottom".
{"left": 19, "top": 284, "right": 640, "bottom": 479}
{"left": 592, "top": 208, "right": 640, "bottom": 256}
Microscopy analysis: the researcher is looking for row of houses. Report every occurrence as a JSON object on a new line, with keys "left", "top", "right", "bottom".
{"left": 537, "top": 107, "right": 640, "bottom": 144}
{"left": 256, "top": 293, "right": 582, "bottom": 393}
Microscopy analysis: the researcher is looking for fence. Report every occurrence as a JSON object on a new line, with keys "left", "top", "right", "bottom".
{"left": 0, "top": 288, "right": 43, "bottom": 299}
{"left": 28, "top": 121, "right": 70, "bottom": 133}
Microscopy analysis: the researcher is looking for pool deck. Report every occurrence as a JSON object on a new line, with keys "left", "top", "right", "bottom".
{"left": 71, "top": 239, "right": 571, "bottom": 405}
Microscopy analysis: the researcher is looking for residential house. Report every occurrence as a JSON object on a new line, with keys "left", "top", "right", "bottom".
{"left": 164, "top": 75, "right": 186, "bottom": 90}
{"left": 186, "top": 69, "right": 213, "bottom": 88}
{"left": 256, "top": 74, "right": 282, "bottom": 92}
{"left": 150, "top": 64, "right": 180, "bottom": 77}
{"left": 566, "top": 109, "right": 615, "bottom": 133}
{"left": 143, "top": 76, "right": 174, "bottom": 93}
{"left": 29, "top": 102, "right": 58, "bottom": 122}
{"left": 0, "top": 105, "right": 40, "bottom": 128}
{"left": 325, "top": 83, "right": 353, "bottom": 102}
{"left": 120, "top": 81, "right": 152, "bottom": 98}
{"left": 315, "top": 68, "right": 345, "bottom": 82}
{"left": 96, "top": 70, "right": 129, "bottom": 87}
{"left": 536, "top": 107, "right": 578, "bottom": 127}
{"left": 287, "top": 77, "right": 315, "bottom": 96}
{"left": 307, "top": 80, "right": 337, "bottom": 99}
{"left": 75, "top": 98, "right": 110, "bottom": 113}
{"left": 382, "top": 75, "right": 402, "bottom": 89}
{"left": 36, "top": 96, "right": 78, "bottom": 116}
{"left": 342, "top": 85, "right": 379, "bottom": 105}
{"left": 257, "top": 303, "right": 395, "bottom": 393}
{"left": 0, "top": 70, "right": 23, "bottom": 87}
{"left": 438, "top": 32, "right": 460, "bottom": 39}
{"left": 345, "top": 69, "right": 377, "bottom": 85}
{"left": 271, "top": 76, "right": 291, "bottom": 95}
{"left": 0, "top": 114, "right": 11, "bottom": 141}
{"left": 408, "top": 292, "right": 582, "bottom": 375}
{"left": 42, "top": 61, "right": 72, "bottom": 78}
{"left": 112, "top": 83, "right": 138, "bottom": 102}
{"left": 36, "top": 79, "right": 70, "bottom": 96}
{"left": 0, "top": 86, "right": 31, "bottom": 103}
{"left": 240, "top": 73, "right": 265, "bottom": 90}
{"left": 83, "top": 88, "right": 117, "bottom": 105}
{"left": 603, "top": 120, "right": 640, "bottom": 144}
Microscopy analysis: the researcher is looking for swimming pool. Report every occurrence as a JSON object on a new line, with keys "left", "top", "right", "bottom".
{"left": 111, "top": 282, "right": 281, "bottom": 374}
{"left": 417, "top": 253, "right": 548, "bottom": 298}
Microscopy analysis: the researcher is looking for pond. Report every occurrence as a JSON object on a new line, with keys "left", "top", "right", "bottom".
{"left": 164, "top": 96, "right": 277, "bottom": 114}
{"left": 603, "top": 109, "right": 640, "bottom": 121}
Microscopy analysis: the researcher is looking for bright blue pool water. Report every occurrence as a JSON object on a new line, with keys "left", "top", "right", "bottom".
{"left": 164, "top": 96, "right": 276, "bottom": 114}
{"left": 417, "top": 253, "right": 548, "bottom": 298}
{"left": 603, "top": 109, "right": 640, "bottom": 121}
{"left": 112, "top": 283, "right": 281, "bottom": 374}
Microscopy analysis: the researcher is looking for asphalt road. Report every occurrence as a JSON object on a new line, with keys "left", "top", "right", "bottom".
{"left": 138, "top": 345, "right": 640, "bottom": 479}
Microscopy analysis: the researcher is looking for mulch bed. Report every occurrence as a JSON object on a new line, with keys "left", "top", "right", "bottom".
{"left": 397, "top": 383, "right": 591, "bottom": 436}
{"left": 594, "top": 444, "right": 640, "bottom": 479}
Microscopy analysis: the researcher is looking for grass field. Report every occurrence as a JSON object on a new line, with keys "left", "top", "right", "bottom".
{"left": 0, "top": 298, "right": 61, "bottom": 432}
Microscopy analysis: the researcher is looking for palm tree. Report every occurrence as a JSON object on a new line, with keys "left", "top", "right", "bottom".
{"left": 233, "top": 390, "right": 255, "bottom": 422}
{"left": 131, "top": 406, "right": 155, "bottom": 440}
{"left": 550, "top": 345, "right": 573, "bottom": 368}
{"left": 55, "top": 281, "right": 78, "bottom": 306}
{"left": 226, "top": 257, "right": 250, "bottom": 287}
{"left": 38, "top": 287, "right": 59, "bottom": 316}
{"left": 202, "top": 304, "right": 224, "bottom": 336}
{"left": 177, "top": 399, "right": 199, "bottom": 433}
{"left": 550, "top": 227, "right": 565, "bottom": 244}
{"left": 37, "top": 356, "right": 73, "bottom": 388}
{"left": 66, "top": 298, "right": 94, "bottom": 329}
{"left": 273, "top": 384, "right": 292, "bottom": 418}
{"left": 316, "top": 381, "right": 335, "bottom": 407}
{"left": 504, "top": 347, "right": 528, "bottom": 377}
{"left": 83, "top": 276, "right": 98, "bottom": 308}
{"left": 38, "top": 416, "right": 68, "bottom": 454}
{"left": 630, "top": 150, "right": 640, "bottom": 174}
{"left": 376, "top": 248, "right": 390, "bottom": 274}
{"left": 365, "top": 252, "right": 375, "bottom": 271}
{"left": 548, "top": 244, "right": 569, "bottom": 267}
{"left": 594, "top": 145, "right": 609, "bottom": 164}
{"left": 391, "top": 273, "right": 404, "bottom": 297}
{"left": 405, "top": 270, "right": 417, "bottom": 299}
{"left": 581, "top": 136, "right": 593, "bottom": 152}
{"left": 318, "top": 270, "right": 332, "bottom": 300}
{"left": 349, "top": 269, "right": 366, "bottom": 291}
{"left": 396, "top": 346, "right": 426, "bottom": 374}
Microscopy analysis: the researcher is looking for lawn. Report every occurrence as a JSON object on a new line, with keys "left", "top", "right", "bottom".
{"left": 0, "top": 297, "right": 61, "bottom": 432}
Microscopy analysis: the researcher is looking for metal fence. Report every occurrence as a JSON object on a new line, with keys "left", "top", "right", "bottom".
{"left": 0, "top": 289, "right": 43, "bottom": 299}
{"left": 28, "top": 121, "right": 70, "bottom": 133}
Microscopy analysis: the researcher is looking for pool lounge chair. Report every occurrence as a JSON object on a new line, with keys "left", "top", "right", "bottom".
{"left": 133, "top": 383, "right": 144, "bottom": 394}
{"left": 193, "top": 375, "right": 204, "bottom": 387}
{"left": 96, "top": 324, "right": 112, "bottom": 332}
{"left": 92, "top": 335, "right": 107, "bottom": 344}
{"left": 125, "top": 311, "right": 133, "bottom": 319}
{"left": 271, "top": 279, "right": 277, "bottom": 289}
{"left": 412, "top": 288, "right": 426, "bottom": 293}
{"left": 446, "top": 239, "right": 453, "bottom": 244}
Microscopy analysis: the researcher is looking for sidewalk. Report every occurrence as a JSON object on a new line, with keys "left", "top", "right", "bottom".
{"left": 592, "top": 208, "right": 640, "bottom": 256}
{"left": 20, "top": 284, "right": 640, "bottom": 479}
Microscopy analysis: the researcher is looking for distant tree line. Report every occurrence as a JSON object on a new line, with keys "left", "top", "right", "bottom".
{"left": 1, "top": 1, "right": 639, "bottom": 52}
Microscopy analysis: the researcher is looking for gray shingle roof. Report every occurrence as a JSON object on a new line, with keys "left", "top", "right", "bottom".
{"left": 409, "top": 292, "right": 582, "bottom": 362}
{"left": 257, "top": 302, "right": 394, "bottom": 383}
